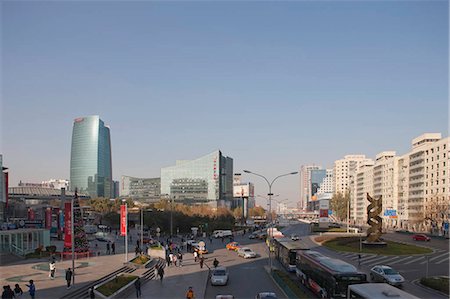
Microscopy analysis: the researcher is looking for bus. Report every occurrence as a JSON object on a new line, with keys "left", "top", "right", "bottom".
{"left": 272, "top": 238, "right": 309, "bottom": 272}
{"left": 296, "top": 250, "right": 367, "bottom": 298}
{"left": 347, "top": 283, "right": 420, "bottom": 299}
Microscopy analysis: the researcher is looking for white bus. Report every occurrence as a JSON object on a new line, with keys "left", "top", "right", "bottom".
{"left": 347, "top": 283, "right": 421, "bottom": 299}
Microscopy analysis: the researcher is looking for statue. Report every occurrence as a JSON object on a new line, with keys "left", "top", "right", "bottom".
{"left": 366, "top": 193, "right": 383, "bottom": 243}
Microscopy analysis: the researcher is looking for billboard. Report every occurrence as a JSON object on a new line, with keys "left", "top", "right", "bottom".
{"left": 120, "top": 205, "right": 127, "bottom": 236}
{"left": 384, "top": 209, "right": 398, "bottom": 219}
{"left": 64, "top": 202, "right": 72, "bottom": 248}
{"left": 319, "top": 199, "right": 329, "bottom": 228}
{"left": 233, "top": 184, "right": 253, "bottom": 197}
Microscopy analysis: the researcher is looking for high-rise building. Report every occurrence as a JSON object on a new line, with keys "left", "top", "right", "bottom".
{"left": 161, "top": 150, "right": 233, "bottom": 207}
{"left": 120, "top": 176, "right": 160, "bottom": 203}
{"left": 70, "top": 115, "right": 112, "bottom": 198}
{"left": 299, "top": 165, "right": 321, "bottom": 210}
{"left": 355, "top": 160, "right": 374, "bottom": 224}
{"left": 112, "top": 180, "right": 120, "bottom": 199}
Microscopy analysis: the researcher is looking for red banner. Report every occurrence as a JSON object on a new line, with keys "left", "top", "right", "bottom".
{"left": 64, "top": 202, "right": 72, "bottom": 248}
{"left": 120, "top": 205, "right": 127, "bottom": 236}
{"left": 28, "top": 208, "right": 35, "bottom": 220}
{"left": 45, "top": 207, "right": 52, "bottom": 229}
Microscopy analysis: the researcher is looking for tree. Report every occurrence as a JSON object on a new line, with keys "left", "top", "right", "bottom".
{"left": 330, "top": 191, "right": 350, "bottom": 221}
{"left": 424, "top": 193, "right": 449, "bottom": 231}
{"left": 233, "top": 207, "right": 243, "bottom": 219}
{"left": 249, "top": 206, "right": 266, "bottom": 217}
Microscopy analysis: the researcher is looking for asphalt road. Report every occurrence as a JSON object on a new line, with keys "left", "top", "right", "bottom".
{"left": 283, "top": 221, "right": 448, "bottom": 299}
{"left": 204, "top": 235, "right": 287, "bottom": 299}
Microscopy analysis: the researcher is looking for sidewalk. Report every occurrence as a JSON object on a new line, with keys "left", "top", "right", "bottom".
{"left": 137, "top": 254, "right": 209, "bottom": 299}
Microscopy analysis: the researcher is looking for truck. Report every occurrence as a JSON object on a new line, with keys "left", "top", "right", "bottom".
{"left": 213, "top": 230, "right": 233, "bottom": 238}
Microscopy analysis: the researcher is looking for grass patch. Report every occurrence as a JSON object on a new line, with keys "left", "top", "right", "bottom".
{"left": 130, "top": 255, "right": 150, "bottom": 265}
{"left": 323, "top": 237, "right": 433, "bottom": 255}
{"left": 273, "top": 269, "right": 309, "bottom": 298}
{"left": 312, "top": 227, "right": 348, "bottom": 233}
{"left": 149, "top": 244, "right": 163, "bottom": 250}
{"left": 96, "top": 275, "right": 137, "bottom": 297}
{"left": 420, "top": 277, "right": 449, "bottom": 295}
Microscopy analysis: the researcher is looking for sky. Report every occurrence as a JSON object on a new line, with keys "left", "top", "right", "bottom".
{"left": 1, "top": 1, "right": 448, "bottom": 208}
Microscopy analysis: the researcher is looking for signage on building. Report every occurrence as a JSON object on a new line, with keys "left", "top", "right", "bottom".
{"left": 45, "top": 207, "right": 52, "bottom": 229}
{"left": 384, "top": 209, "right": 398, "bottom": 218}
{"left": 64, "top": 202, "right": 72, "bottom": 248}
{"left": 233, "top": 185, "right": 250, "bottom": 197}
{"left": 319, "top": 200, "right": 329, "bottom": 228}
{"left": 120, "top": 204, "right": 127, "bottom": 236}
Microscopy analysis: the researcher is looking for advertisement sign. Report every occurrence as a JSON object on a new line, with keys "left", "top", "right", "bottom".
{"left": 120, "top": 205, "right": 127, "bottom": 236}
{"left": 59, "top": 210, "right": 64, "bottom": 230}
{"left": 319, "top": 200, "right": 329, "bottom": 228}
{"left": 45, "top": 207, "right": 52, "bottom": 229}
{"left": 319, "top": 209, "right": 329, "bottom": 218}
{"left": 233, "top": 185, "right": 249, "bottom": 197}
{"left": 384, "top": 209, "right": 398, "bottom": 219}
{"left": 64, "top": 202, "right": 72, "bottom": 248}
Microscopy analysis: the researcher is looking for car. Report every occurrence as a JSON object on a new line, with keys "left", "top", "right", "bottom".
{"left": 256, "top": 292, "right": 278, "bottom": 299}
{"left": 226, "top": 242, "right": 241, "bottom": 251}
{"left": 370, "top": 265, "right": 405, "bottom": 286}
{"left": 412, "top": 234, "right": 430, "bottom": 241}
{"left": 237, "top": 247, "right": 257, "bottom": 258}
{"left": 216, "top": 295, "right": 234, "bottom": 299}
{"left": 249, "top": 233, "right": 258, "bottom": 239}
{"left": 290, "top": 234, "right": 300, "bottom": 241}
{"left": 257, "top": 233, "right": 267, "bottom": 240}
{"left": 210, "top": 267, "right": 229, "bottom": 286}
{"left": 328, "top": 222, "right": 341, "bottom": 228}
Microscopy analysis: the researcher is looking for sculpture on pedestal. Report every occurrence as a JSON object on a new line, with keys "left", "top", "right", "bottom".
{"left": 366, "top": 193, "right": 383, "bottom": 243}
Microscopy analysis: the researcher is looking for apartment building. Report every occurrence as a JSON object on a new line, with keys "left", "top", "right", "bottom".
{"left": 355, "top": 160, "right": 374, "bottom": 224}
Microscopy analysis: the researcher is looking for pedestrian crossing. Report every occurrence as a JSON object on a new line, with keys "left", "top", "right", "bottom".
{"left": 333, "top": 248, "right": 449, "bottom": 268}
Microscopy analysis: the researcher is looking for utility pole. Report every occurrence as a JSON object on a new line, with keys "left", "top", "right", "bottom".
{"left": 71, "top": 192, "right": 75, "bottom": 286}
{"left": 140, "top": 207, "right": 143, "bottom": 253}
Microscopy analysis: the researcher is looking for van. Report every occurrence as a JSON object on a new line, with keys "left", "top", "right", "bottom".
{"left": 213, "top": 230, "right": 232, "bottom": 238}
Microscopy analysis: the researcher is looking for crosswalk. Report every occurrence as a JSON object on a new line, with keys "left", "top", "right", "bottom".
{"left": 334, "top": 249, "right": 449, "bottom": 268}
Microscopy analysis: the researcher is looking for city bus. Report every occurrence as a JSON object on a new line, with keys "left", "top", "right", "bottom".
{"left": 296, "top": 250, "right": 367, "bottom": 298}
{"left": 272, "top": 238, "right": 309, "bottom": 272}
{"left": 347, "top": 283, "right": 420, "bottom": 299}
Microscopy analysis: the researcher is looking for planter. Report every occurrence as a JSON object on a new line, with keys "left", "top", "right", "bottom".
{"left": 126, "top": 254, "right": 153, "bottom": 269}
{"left": 148, "top": 246, "right": 166, "bottom": 260}
{"left": 94, "top": 273, "right": 138, "bottom": 299}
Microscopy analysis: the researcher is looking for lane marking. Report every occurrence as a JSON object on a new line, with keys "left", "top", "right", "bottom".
{"left": 435, "top": 257, "right": 449, "bottom": 264}
{"left": 388, "top": 256, "right": 414, "bottom": 264}
{"left": 367, "top": 256, "right": 401, "bottom": 267}
{"left": 403, "top": 256, "right": 426, "bottom": 265}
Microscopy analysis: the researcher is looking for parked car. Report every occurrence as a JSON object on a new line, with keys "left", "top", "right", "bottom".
{"left": 328, "top": 222, "right": 341, "bottom": 228}
{"left": 216, "top": 296, "right": 234, "bottom": 299}
{"left": 249, "top": 233, "right": 258, "bottom": 239}
{"left": 210, "top": 267, "right": 229, "bottom": 286}
{"left": 370, "top": 265, "right": 405, "bottom": 286}
{"left": 226, "top": 242, "right": 241, "bottom": 251}
{"left": 257, "top": 233, "right": 267, "bottom": 239}
{"left": 237, "top": 247, "right": 256, "bottom": 259}
{"left": 412, "top": 234, "right": 430, "bottom": 241}
{"left": 256, "top": 292, "right": 278, "bottom": 299}
{"left": 290, "top": 234, "right": 299, "bottom": 241}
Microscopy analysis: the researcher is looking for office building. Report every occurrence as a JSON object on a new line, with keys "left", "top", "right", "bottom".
{"left": 299, "top": 165, "right": 321, "bottom": 210}
{"left": 70, "top": 115, "right": 112, "bottom": 198}
{"left": 161, "top": 150, "right": 233, "bottom": 207}
{"left": 120, "top": 176, "right": 160, "bottom": 203}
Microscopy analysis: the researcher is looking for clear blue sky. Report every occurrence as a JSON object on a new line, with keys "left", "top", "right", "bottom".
{"left": 1, "top": 1, "right": 448, "bottom": 207}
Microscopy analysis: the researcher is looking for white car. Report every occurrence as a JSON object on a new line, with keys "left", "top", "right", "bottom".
{"left": 370, "top": 265, "right": 405, "bottom": 286}
{"left": 290, "top": 234, "right": 299, "bottom": 241}
{"left": 256, "top": 292, "right": 277, "bottom": 299}
{"left": 211, "top": 267, "right": 229, "bottom": 286}
{"left": 237, "top": 247, "right": 256, "bottom": 259}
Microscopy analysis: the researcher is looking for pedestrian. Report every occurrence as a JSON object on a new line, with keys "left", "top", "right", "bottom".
{"left": 154, "top": 265, "right": 159, "bottom": 280}
{"left": 166, "top": 254, "right": 170, "bottom": 267}
{"left": 169, "top": 252, "right": 174, "bottom": 266}
{"left": 49, "top": 260, "right": 56, "bottom": 279}
{"left": 13, "top": 284, "right": 23, "bottom": 298}
{"left": 25, "top": 280, "right": 35, "bottom": 299}
{"left": 178, "top": 252, "right": 183, "bottom": 267}
{"left": 111, "top": 242, "right": 115, "bottom": 255}
{"left": 134, "top": 277, "right": 141, "bottom": 298}
{"left": 2, "top": 285, "right": 14, "bottom": 299}
{"left": 185, "top": 286, "right": 195, "bottom": 299}
{"left": 213, "top": 258, "right": 219, "bottom": 268}
{"left": 199, "top": 256, "right": 204, "bottom": 269}
{"left": 173, "top": 254, "right": 178, "bottom": 267}
{"left": 157, "top": 266, "right": 164, "bottom": 282}
{"left": 65, "top": 268, "right": 73, "bottom": 289}
{"left": 88, "top": 286, "right": 95, "bottom": 299}
{"left": 221, "top": 236, "right": 224, "bottom": 243}
{"left": 135, "top": 246, "right": 140, "bottom": 257}
{"left": 106, "top": 242, "right": 110, "bottom": 255}
{"left": 193, "top": 250, "right": 198, "bottom": 262}
{"left": 209, "top": 236, "right": 212, "bottom": 244}
{"left": 95, "top": 243, "right": 98, "bottom": 253}
{"left": 136, "top": 239, "right": 140, "bottom": 249}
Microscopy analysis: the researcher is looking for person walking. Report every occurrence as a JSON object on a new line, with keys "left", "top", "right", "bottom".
{"left": 13, "top": 284, "right": 23, "bottom": 298}
{"left": 65, "top": 268, "right": 73, "bottom": 289}
{"left": 169, "top": 252, "right": 174, "bottom": 266}
{"left": 166, "top": 254, "right": 170, "bottom": 267}
{"left": 193, "top": 250, "right": 198, "bottom": 262}
{"left": 134, "top": 277, "right": 141, "bottom": 298}
{"left": 111, "top": 242, "right": 115, "bottom": 255}
{"left": 88, "top": 286, "right": 95, "bottom": 299}
{"left": 2, "top": 285, "right": 14, "bottom": 299}
{"left": 172, "top": 253, "right": 178, "bottom": 267}
{"left": 213, "top": 258, "right": 219, "bottom": 268}
{"left": 199, "top": 255, "right": 204, "bottom": 269}
{"left": 185, "top": 286, "right": 195, "bottom": 299}
{"left": 106, "top": 242, "right": 110, "bottom": 255}
{"left": 209, "top": 236, "right": 213, "bottom": 244}
{"left": 25, "top": 280, "right": 35, "bottom": 299}
{"left": 49, "top": 260, "right": 56, "bottom": 279}
{"left": 178, "top": 252, "right": 183, "bottom": 267}
{"left": 157, "top": 266, "right": 164, "bottom": 282}
{"left": 154, "top": 265, "right": 159, "bottom": 280}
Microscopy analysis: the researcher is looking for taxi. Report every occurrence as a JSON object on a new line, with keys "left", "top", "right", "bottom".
{"left": 226, "top": 241, "right": 241, "bottom": 251}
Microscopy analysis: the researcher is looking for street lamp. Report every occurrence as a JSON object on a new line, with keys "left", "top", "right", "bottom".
{"left": 243, "top": 170, "right": 298, "bottom": 271}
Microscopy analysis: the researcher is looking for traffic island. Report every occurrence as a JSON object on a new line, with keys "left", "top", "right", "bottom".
{"left": 419, "top": 276, "right": 449, "bottom": 295}
{"left": 271, "top": 269, "right": 309, "bottom": 299}
{"left": 94, "top": 273, "right": 138, "bottom": 299}
{"left": 322, "top": 237, "right": 433, "bottom": 255}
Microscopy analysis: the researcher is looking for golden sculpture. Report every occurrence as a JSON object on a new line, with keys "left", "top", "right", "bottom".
{"left": 366, "top": 193, "right": 383, "bottom": 242}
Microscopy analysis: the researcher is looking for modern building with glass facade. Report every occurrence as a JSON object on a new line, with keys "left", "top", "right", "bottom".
{"left": 161, "top": 150, "right": 233, "bottom": 207}
{"left": 120, "top": 176, "right": 160, "bottom": 203}
{"left": 70, "top": 115, "right": 112, "bottom": 198}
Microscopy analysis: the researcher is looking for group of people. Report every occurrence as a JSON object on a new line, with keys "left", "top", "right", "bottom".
{"left": 105, "top": 241, "right": 116, "bottom": 255}
{"left": 166, "top": 251, "right": 183, "bottom": 267}
{"left": 1, "top": 281, "right": 34, "bottom": 299}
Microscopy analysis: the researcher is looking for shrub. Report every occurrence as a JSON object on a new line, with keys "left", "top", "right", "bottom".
{"left": 420, "top": 277, "right": 449, "bottom": 295}
{"left": 34, "top": 245, "right": 44, "bottom": 254}
{"left": 46, "top": 245, "right": 57, "bottom": 253}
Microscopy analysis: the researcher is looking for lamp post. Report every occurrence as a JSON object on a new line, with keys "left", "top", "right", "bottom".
{"left": 122, "top": 199, "right": 128, "bottom": 262}
{"left": 140, "top": 207, "right": 144, "bottom": 252}
{"left": 71, "top": 193, "right": 75, "bottom": 286}
{"left": 170, "top": 196, "right": 174, "bottom": 237}
{"left": 243, "top": 170, "right": 298, "bottom": 271}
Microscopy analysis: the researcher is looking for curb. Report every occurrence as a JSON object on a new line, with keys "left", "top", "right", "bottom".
{"left": 264, "top": 265, "right": 290, "bottom": 299}
{"left": 412, "top": 278, "right": 449, "bottom": 298}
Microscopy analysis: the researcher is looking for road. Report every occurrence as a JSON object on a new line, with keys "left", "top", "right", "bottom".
{"left": 204, "top": 235, "right": 287, "bottom": 299}
{"left": 283, "top": 221, "right": 448, "bottom": 299}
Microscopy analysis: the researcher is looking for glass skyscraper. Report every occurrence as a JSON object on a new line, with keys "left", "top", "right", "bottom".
{"left": 161, "top": 150, "right": 233, "bottom": 207}
{"left": 70, "top": 115, "right": 112, "bottom": 198}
